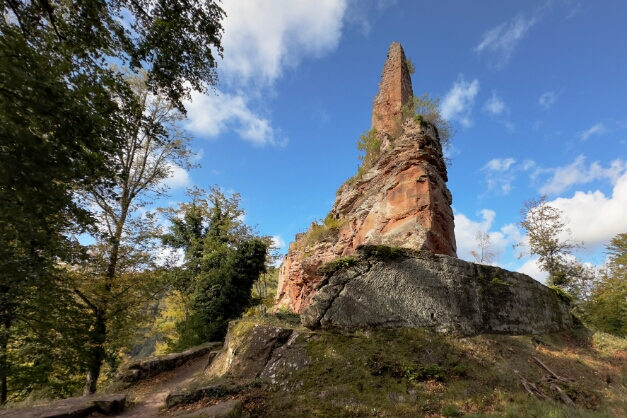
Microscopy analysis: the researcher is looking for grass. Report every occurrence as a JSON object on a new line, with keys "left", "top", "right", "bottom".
{"left": 187, "top": 320, "right": 627, "bottom": 417}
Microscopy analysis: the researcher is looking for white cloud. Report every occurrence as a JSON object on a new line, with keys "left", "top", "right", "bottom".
{"left": 538, "top": 156, "right": 626, "bottom": 195}
{"left": 517, "top": 258, "right": 548, "bottom": 283}
{"left": 184, "top": 1, "right": 352, "bottom": 146}
{"left": 484, "top": 158, "right": 516, "bottom": 172}
{"left": 549, "top": 171, "right": 627, "bottom": 250}
{"left": 483, "top": 91, "right": 507, "bottom": 116}
{"left": 185, "top": 89, "right": 283, "bottom": 146}
{"left": 220, "top": 0, "right": 348, "bottom": 86}
{"left": 538, "top": 91, "right": 558, "bottom": 109}
{"left": 441, "top": 75, "right": 479, "bottom": 128}
{"left": 474, "top": 14, "right": 538, "bottom": 68}
{"left": 481, "top": 158, "right": 518, "bottom": 195}
{"left": 454, "top": 209, "right": 522, "bottom": 265}
{"left": 191, "top": 149, "right": 204, "bottom": 162}
{"left": 272, "top": 235, "right": 286, "bottom": 250}
{"left": 579, "top": 123, "right": 607, "bottom": 141}
{"left": 163, "top": 164, "right": 191, "bottom": 189}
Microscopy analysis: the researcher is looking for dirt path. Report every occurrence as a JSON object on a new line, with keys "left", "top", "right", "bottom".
{"left": 116, "top": 354, "right": 209, "bottom": 418}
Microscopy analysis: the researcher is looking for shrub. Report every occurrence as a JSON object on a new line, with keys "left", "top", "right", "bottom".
{"left": 401, "top": 93, "right": 455, "bottom": 150}
{"left": 319, "top": 256, "right": 357, "bottom": 275}
{"left": 549, "top": 285, "right": 573, "bottom": 304}
{"left": 304, "top": 213, "right": 347, "bottom": 247}
{"left": 360, "top": 245, "right": 404, "bottom": 261}
{"left": 357, "top": 128, "right": 380, "bottom": 171}
{"left": 404, "top": 58, "right": 416, "bottom": 75}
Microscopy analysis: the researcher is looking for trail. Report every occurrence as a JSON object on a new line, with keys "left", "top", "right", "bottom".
{"left": 116, "top": 354, "right": 209, "bottom": 418}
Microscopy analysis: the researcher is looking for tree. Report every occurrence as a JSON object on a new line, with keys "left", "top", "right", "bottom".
{"left": 514, "top": 195, "right": 583, "bottom": 285}
{"left": 583, "top": 233, "right": 627, "bottom": 336}
{"left": 1, "top": 0, "right": 224, "bottom": 402}
{"left": 470, "top": 231, "right": 496, "bottom": 265}
{"left": 75, "top": 72, "right": 194, "bottom": 394}
{"left": 158, "top": 187, "right": 269, "bottom": 351}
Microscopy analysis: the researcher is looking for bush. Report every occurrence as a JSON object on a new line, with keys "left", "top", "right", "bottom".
{"left": 549, "top": 285, "right": 573, "bottom": 304}
{"left": 318, "top": 257, "right": 357, "bottom": 275}
{"left": 357, "top": 128, "right": 380, "bottom": 171}
{"left": 404, "top": 58, "right": 416, "bottom": 75}
{"left": 401, "top": 93, "right": 455, "bottom": 149}
{"left": 304, "top": 213, "right": 347, "bottom": 247}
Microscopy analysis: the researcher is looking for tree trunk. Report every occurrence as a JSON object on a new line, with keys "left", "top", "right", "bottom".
{"left": 83, "top": 312, "right": 106, "bottom": 395}
{"left": 83, "top": 217, "right": 125, "bottom": 395}
{"left": 0, "top": 319, "right": 10, "bottom": 405}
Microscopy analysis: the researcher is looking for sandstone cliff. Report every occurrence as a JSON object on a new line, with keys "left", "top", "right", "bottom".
{"left": 275, "top": 42, "right": 457, "bottom": 313}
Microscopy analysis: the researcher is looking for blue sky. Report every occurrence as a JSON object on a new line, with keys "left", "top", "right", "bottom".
{"left": 162, "top": 0, "right": 627, "bottom": 281}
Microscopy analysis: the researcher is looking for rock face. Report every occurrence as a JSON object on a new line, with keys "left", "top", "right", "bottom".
{"left": 275, "top": 42, "right": 457, "bottom": 313}
{"left": 372, "top": 42, "right": 414, "bottom": 137}
{"left": 301, "top": 246, "right": 573, "bottom": 335}
{"left": 206, "top": 323, "right": 309, "bottom": 385}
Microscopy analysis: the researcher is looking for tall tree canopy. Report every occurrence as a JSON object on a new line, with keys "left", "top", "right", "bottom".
{"left": 158, "top": 187, "right": 269, "bottom": 352}
{"left": 515, "top": 195, "right": 583, "bottom": 284}
{"left": 0, "top": 0, "right": 224, "bottom": 402}
{"left": 583, "top": 233, "right": 627, "bottom": 336}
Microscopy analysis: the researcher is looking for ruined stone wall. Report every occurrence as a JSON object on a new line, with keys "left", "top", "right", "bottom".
{"left": 372, "top": 42, "right": 414, "bottom": 137}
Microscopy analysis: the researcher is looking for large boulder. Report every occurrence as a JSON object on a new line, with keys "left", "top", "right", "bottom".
{"left": 206, "top": 322, "right": 309, "bottom": 383}
{"left": 301, "top": 246, "right": 572, "bottom": 336}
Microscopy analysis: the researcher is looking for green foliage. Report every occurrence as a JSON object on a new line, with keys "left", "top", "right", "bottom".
{"left": 304, "top": 213, "right": 347, "bottom": 247}
{"left": 491, "top": 277, "right": 511, "bottom": 286}
{"left": 515, "top": 195, "right": 583, "bottom": 285}
{"left": 360, "top": 245, "right": 405, "bottom": 261}
{"left": 342, "top": 128, "right": 382, "bottom": 188}
{"left": 159, "top": 187, "right": 269, "bottom": 351}
{"left": 402, "top": 93, "right": 456, "bottom": 149}
{"left": 549, "top": 285, "right": 573, "bottom": 303}
{"left": 249, "top": 267, "right": 280, "bottom": 315}
{"left": 319, "top": 257, "right": 357, "bottom": 275}
{"left": 178, "top": 238, "right": 267, "bottom": 347}
{"left": 357, "top": 128, "right": 381, "bottom": 171}
{"left": 404, "top": 58, "right": 416, "bottom": 75}
{"left": 581, "top": 233, "right": 627, "bottom": 337}
{"left": 1, "top": 0, "right": 225, "bottom": 402}
{"left": 403, "top": 363, "right": 446, "bottom": 381}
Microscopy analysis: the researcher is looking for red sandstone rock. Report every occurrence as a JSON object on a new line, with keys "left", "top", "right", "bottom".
{"left": 275, "top": 42, "right": 457, "bottom": 313}
{"left": 372, "top": 42, "right": 413, "bottom": 138}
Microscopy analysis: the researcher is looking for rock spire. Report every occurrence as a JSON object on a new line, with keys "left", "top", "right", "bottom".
{"left": 371, "top": 42, "right": 414, "bottom": 137}
{"left": 274, "top": 42, "right": 457, "bottom": 314}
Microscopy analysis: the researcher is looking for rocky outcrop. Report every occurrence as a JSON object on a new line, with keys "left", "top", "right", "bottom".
{"left": 301, "top": 246, "right": 573, "bottom": 335}
{"left": 116, "top": 342, "right": 221, "bottom": 382}
{"left": 276, "top": 118, "right": 457, "bottom": 313}
{"left": 275, "top": 42, "right": 457, "bottom": 313}
{"left": 206, "top": 323, "right": 310, "bottom": 383}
